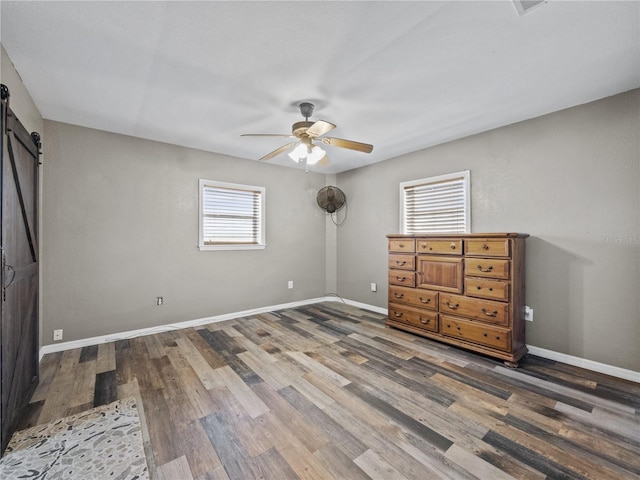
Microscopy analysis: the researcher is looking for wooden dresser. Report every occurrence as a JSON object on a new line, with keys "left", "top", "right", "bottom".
{"left": 386, "top": 233, "right": 528, "bottom": 367}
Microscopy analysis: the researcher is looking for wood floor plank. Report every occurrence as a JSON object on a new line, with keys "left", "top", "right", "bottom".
{"left": 495, "top": 365, "right": 637, "bottom": 415}
{"left": 313, "top": 443, "right": 372, "bottom": 480}
{"left": 94, "top": 369, "right": 117, "bottom": 407}
{"left": 305, "top": 371, "right": 466, "bottom": 479}
{"left": 252, "top": 447, "right": 300, "bottom": 480}
{"left": 251, "top": 382, "right": 329, "bottom": 453}
{"left": 211, "top": 365, "right": 270, "bottom": 418}
{"left": 96, "top": 342, "right": 116, "bottom": 374}
{"left": 157, "top": 455, "right": 195, "bottom": 480}
{"left": 164, "top": 345, "right": 219, "bottom": 419}
{"left": 236, "top": 350, "right": 289, "bottom": 390}
{"left": 354, "top": 448, "right": 409, "bottom": 480}
{"left": 285, "top": 350, "right": 351, "bottom": 387}
{"left": 79, "top": 344, "right": 99, "bottom": 363}
{"left": 69, "top": 359, "right": 96, "bottom": 408}
{"left": 200, "top": 410, "right": 263, "bottom": 480}
{"left": 29, "top": 351, "right": 62, "bottom": 403}
{"left": 175, "top": 336, "right": 221, "bottom": 390}
{"left": 277, "top": 384, "right": 368, "bottom": 460}
{"left": 145, "top": 333, "right": 167, "bottom": 359}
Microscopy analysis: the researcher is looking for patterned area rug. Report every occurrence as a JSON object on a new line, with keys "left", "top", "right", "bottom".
{"left": 0, "top": 397, "right": 149, "bottom": 479}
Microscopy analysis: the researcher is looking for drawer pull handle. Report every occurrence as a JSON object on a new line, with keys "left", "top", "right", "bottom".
{"left": 394, "top": 293, "right": 404, "bottom": 298}
{"left": 495, "top": 336, "right": 501, "bottom": 340}
{"left": 394, "top": 312, "right": 403, "bottom": 318}
{"left": 419, "top": 297, "right": 431, "bottom": 304}
{"left": 421, "top": 243, "right": 426, "bottom": 248}
{"left": 482, "top": 308, "right": 498, "bottom": 317}
{"left": 396, "top": 276, "right": 406, "bottom": 281}
{"left": 398, "top": 244, "right": 404, "bottom": 248}
{"left": 450, "top": 243, "right": 456, "bottom": 249}
{"left": 482, "top": 244, "right": 490, "bottom": 250}
{"left": 456, "top": 326, "right": 461, "bottom": 330}
{"left": 477, "top": 265, "right": 493, "bottom": 273}
{"left": 445, "top": 302, "right": 459, "bottom": 310}
{"left": 446, "top": 324, "right": 451, "bottom": 328}
{"left": 477, "top": 286, "right": 494, "bottom": 292}
{"left": 419, "top": 318, "right": 431, "bottom": 325}
{"left": 483, "top": 333, "right": 488, "bottom": 337}
{"left": 396, "top": 260, "right": 406, "bottom": 266}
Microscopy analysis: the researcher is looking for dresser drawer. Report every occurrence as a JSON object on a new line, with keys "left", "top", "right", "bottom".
{"left": 389, "top": 286, "right": 437, "bottom": 310}
{"left": 388, "top": 254, "right": 416, "bottom": 271}
{"left": 389, "top": 239, "right": 415, "bottom": 253}
{"left": 416, "top": 239, "right": 463, "bottom": 255}
{"left": 465, "top": 258, "right": 510, "bottom": 280}
{"left": 389, "top": 303, "right": 438, "bottom": 332}
{"left": 439, "top": 293, "right": 509, "bottom": 326}
{"left": 464, "top": 278, "right": 509, "bottom": 301}
{"left": 465, "top": 239, "right": 510, "bottom": 257}
{"left": 440, "top": 315, "right": 511, "bottom": 351}
{"left": 388, "top": 270, "right": 416, "bottom": 287}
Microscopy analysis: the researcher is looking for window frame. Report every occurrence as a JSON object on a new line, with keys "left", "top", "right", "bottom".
{"left": 399, "top": 170, "right": 471, "bottom": 235}
{"left": 198, "top": 179, "right": 266, "bottom": 251}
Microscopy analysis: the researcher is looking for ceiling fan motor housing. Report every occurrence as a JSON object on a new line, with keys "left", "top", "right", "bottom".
{"left": 292, "top": 121, "right": 315, "bottom": 138}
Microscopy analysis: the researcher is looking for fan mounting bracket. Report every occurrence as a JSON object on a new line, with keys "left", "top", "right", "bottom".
{"left": 299, "top": 102, "right": 315, "bottom": 120}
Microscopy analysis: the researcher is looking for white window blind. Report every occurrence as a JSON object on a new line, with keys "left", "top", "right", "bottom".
{"left": 400, "top": 171, "right": 470, "bottom": 234}
{"left": 199, "top": 180, "right": 265, "bottom": 250}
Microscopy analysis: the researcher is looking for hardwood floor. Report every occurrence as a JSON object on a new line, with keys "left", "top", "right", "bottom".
{"left": 21, "top": 302, "right": 640, "bottom": 479}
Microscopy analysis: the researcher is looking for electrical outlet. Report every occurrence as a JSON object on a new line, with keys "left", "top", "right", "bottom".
{"left": 156, "top": 297, "right": 163, "bottom": 306}
{"left": 288, "top": 281, "right": 294, "bottom": 289}
{"left": 525, "top": 306, "right": 533, "bottom": 321}
{"left": 53, "top": 329, "right": 63, "bottom": 341}
{"left": 371, "top": 282, "right": 377, "bottom": 292}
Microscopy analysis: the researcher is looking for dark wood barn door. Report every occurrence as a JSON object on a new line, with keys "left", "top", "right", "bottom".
{"left": 0, "top": 85, "right": 41, "bottom": 454}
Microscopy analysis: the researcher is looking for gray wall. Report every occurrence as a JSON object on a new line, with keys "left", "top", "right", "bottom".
{"left": 1, "top": 45, "right": 42, "bottom": 135}
{"left": 42, "top": 121, "right": 328, "bottom": 343}
{"left": 337, "top": 89, "right": 640, "bottom": 371}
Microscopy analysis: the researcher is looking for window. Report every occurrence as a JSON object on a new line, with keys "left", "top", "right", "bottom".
{"left": 199, "top": 179, "right": 265, "bottom": 250}
{"left": 400, "top": 170, "right": 470, "bottom": 234}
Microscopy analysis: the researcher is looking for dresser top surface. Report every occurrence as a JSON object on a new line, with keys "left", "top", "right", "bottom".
{"left": 387, "top": 233, "right": 529, "bottom": 239}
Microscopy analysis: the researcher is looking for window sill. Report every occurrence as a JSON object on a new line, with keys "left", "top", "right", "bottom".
{"left": 198, "top": 244, "right": 266, "bottom": 251}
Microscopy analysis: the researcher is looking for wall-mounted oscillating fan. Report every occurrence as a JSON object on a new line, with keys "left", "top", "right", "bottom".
{"left": 317, "top": 186, "right": 346, "bottom": 214}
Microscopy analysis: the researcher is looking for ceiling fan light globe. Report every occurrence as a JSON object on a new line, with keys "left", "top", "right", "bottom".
{"left": 306, "top": 146, "right": 326, "bottom": 165}
{"left": 288, "top": 143, "right": 307, "bottom": 162}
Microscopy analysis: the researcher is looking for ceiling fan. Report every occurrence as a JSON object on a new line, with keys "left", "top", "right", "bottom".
{"left": 241, "top": 102, "right": 373, "bottom": 166}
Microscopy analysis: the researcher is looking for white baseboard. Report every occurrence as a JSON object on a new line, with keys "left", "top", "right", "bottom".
{"left": 39, "top": 296, "right": 335, "bottom": 360}
{"left": 38, "top": 296, "right": 387, "bottom": 360}
{"left": 39, "top": 298, "right": 637, "bottom": 384}
{"left": 526, "top": 345, "right": 640, "bottom": 383}
{"left": 341, "top": 298, "right": 388, "bottom": 315}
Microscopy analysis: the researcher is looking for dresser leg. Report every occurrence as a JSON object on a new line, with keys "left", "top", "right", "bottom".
{"left": 503, "top": 360, "right": 519, "bottom": 369}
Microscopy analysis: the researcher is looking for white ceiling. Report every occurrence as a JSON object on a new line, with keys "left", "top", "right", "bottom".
{"left": 1, "top": 1, "right": 638, "bottom": 173}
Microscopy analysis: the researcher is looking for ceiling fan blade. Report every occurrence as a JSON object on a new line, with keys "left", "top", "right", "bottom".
{"left": 317, "top": 154, "right": 331, "bottom": 166}
{"left": 320, "top": 137, "right": 374, "bottom": 153}
{"left": 241, "top": 133, "right": 295, "bottom": 138}
{"left": 306, "top": 120, "right": 336, "bottom": 138}
{"left": 259, "top": 142, "right": 297, "bottom": 162}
